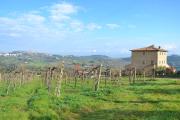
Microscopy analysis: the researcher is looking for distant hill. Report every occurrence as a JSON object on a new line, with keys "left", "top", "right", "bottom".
{"left": 0, "top": 51, "right": 179, "bottom": 71}
{"left": 0, "top": 51, "right": 129, "bottom": 71}
{"left": 121, "top": 57, "right": 131, "bottom": 62}
{"left": 168, "top": 55, "right": 180, "bottom": 71}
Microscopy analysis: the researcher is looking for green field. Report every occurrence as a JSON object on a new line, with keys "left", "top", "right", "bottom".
{"left": 0, "top": 77, "right": 180, "bottom": 120}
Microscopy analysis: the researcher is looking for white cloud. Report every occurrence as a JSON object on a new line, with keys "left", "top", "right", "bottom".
{"left": 20, "top": 13, "right": 45, "bottom": 24}
{"left": 0, "top": 1, "right": 116, "bottom": 41}
{"left": 50, "top": 2, "right": 78, "bottom": 22}
{"left": 0, "top": 17, "right": 18, "bottom": 31}
{"left": 92, "top": 49, "right": 97, "bottom": 53}
{"left": 106, "top": 23, "right": 120, "bottom": 29}
{"left": 70, "top": 20, "right": 84, "bottom": 32}
{"left": 9, "top": 33, "right": 21, "bottom": 37}
{"left": 86, "top": 23, "right": 102, "bottom": 31}
{"left": 0, "top": 1, "right": 110, "bottom": 46}
{"left": 161, "top": 44, "right": 177, "bottom": 51}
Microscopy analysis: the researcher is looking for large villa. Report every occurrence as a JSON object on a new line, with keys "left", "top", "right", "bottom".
{"left": 126, "top": 45, "right": 170, "bottom": 74}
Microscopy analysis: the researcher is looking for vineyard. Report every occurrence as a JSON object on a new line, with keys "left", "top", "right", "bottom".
{"left": 0, "top": 63, "right": 180, "bottom": 120}
{"left": 1, "top": 0, "right": 180, "bottom": 119}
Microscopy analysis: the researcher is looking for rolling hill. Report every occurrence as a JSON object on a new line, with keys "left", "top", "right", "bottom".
{"left": 0, "top": 51, "right": 179, "bottom": 71}
{"left": 0, "top": 51, "right": 129, "bottom": 71}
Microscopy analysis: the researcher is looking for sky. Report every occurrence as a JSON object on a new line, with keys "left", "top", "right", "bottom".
{"left": 0, "top": 0, "right": 180, "bottom": 57}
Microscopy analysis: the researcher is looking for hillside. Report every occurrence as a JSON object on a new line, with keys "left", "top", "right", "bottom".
{"left": 168, "top": 55, "right": 180, "bottom": 71}
{"left": 0, "top": 51, "right": 129, "bottom": 71}
{"left": 0, "top": 51, "right": 180, "bottom": 71}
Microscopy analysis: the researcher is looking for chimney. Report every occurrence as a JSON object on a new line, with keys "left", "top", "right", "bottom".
{"left": 158, "top": 46, "right": 161, "bottom": 49}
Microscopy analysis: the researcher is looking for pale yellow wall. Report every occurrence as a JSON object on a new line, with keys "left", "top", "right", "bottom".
{"left": 131, "top": 51, "right": 168, "bottom": 69}
{"left": 157, "top": 51, "right": 168, "bottom": 67}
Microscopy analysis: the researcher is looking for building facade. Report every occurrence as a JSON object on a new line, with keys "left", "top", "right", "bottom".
{"left": 126, "top": 45, "right": 169, "bottom": 74}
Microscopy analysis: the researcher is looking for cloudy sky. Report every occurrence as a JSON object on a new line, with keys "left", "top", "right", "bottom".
{"left": 0, "top": 0, "right": 180, "bottom": 57}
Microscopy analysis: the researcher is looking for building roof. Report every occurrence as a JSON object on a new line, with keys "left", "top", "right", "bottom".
{"left": 131, "top": 45, "right": 167, "bottom": 52}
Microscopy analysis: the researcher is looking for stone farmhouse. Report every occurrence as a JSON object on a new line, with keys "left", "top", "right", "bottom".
{"left": 126, "top": 45, "right": 169, "bottom": 75}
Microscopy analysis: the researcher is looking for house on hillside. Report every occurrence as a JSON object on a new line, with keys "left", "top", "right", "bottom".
{"left": 125, "top": 45, "right": 169, "bottom": 75}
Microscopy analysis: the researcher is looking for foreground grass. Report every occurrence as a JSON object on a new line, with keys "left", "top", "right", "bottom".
{"left": 0, "top": 78, "right": 180, "bottom": 120}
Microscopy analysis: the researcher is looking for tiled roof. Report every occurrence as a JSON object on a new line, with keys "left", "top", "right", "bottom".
{"left": 131, "top": 45, "right": 167, "bottom": 52}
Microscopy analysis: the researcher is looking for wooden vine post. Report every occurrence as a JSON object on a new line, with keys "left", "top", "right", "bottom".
{"left": 44, "top": 69, "right": 49, "bottom": 88}
{"left": 109, "top": 68, "right": 112, "bottom": 81}
{"left": 128, "top": 67, "right": 137, "bottom": 84}
{"left": 47, "top": 68, "right": 52, "bottom": 92}
{"left": 0, "top": 72, "right": 1, "bottom": 82}
{"left": 55, "top": 61, "right": 64, "bottom": 97}
{"left": 64, "top": 72, "right": 68, "bottom": 85}
{"left": 94, "top": 64, "right": 102, "bottom": 91}
{"left": 133, "top": 67, "right": 137, "bottom": 84}
{"left": 128, "top": 69, "right": 132, "bottom": 84}
{"left": 143, "top": 71, "right": 146, "bottom": 82}
{"left": 119, "top": 68, "right": 122, "bottom": 78}
{"left": 119, "top": 68, "right": 122, "bottom": 85}
{"left": 19, "top": 64, "right": 26, "bottom": 87}
{"left": 152, "top": 64, "right": 156, "bottom": 80}
{"left": 12, "top": 72, "right": 16, "bottom": 91}
{"left": 104, "top": 68, "right": 109, "bottom": 87}
{"left": 6, "top": 74, "right": 11, "bottom": 95}
{"left": 74, "top": 64, "right": 81, "bottom": 88}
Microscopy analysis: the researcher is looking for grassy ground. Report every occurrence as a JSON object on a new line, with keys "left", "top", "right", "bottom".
{"left": 0, "top": 77, "right": 180, "bottom": 120}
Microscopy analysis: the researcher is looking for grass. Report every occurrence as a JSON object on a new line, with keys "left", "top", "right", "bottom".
{"left": 0, "top": 77, "right": 180, "bottom": 120}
